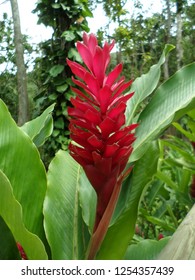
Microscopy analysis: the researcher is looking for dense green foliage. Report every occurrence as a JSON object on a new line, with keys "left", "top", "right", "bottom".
{"left": 31, "top": 0, "right": 92, "bottom": 162}
{"left": 96, "top": 1, "right": 195, "bottom": 78}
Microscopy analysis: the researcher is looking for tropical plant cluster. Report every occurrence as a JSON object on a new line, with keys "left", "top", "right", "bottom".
{"left": 0, "top": 0, "right": 195, "bottom": 260}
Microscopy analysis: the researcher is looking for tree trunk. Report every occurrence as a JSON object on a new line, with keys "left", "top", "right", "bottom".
{"left": 176, "top": 0, "right": 184, "bottom": 70}
{"left": 116, "top": 13, "right": 122, "bottom": 64}
{"left": 10, "top": 0, "right": 29, "bottom": 125}
{"left": 163, "top": 0, "right": 171, "bottom": 80}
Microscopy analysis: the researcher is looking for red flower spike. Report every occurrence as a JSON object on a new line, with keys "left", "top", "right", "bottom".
{"left": 105, "top": 63, "right": 123, "bottom": 87}
{"left": 67, "top": 33, "right": 137, "bottom": 259}
{"left": 66, "top": 59, "right": 86, "bottom": 80}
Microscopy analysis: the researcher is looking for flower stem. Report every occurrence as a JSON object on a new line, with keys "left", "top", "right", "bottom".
{"left": 86, "top": 176, "right": 123, "bottom": 260}
{"left": 86, "top": 167, "right": 133, "bottom": 259}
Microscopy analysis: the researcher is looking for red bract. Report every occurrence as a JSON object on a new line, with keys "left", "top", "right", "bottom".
{"left": 67, "top": 33, "right": 137, "bottom": 257}
{"left": 16, "top": 242, "right": 28, "bottom": 260}
{"left": 158, "top": 234, "right": 164, "bottom": 240}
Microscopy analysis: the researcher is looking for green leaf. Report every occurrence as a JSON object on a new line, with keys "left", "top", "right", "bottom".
{"left": 179, "top": 169, "right": 192, "bottom": 193}
{"left": 125, "top": 44, "right": 175, "bottom": 125}
{"left": 162, "top": 140, "right": 195, "bottom": 163}
{"left": 166, "top": 157, "right": 195, "bottom": 171}
{"left": 49, "top": 65, "right": 64, "bottom": 77}
{"left": 79, "top": 171, "right": 96, "bottom": 234}
{"left": 48, "top": 93, "right": 57, "bottom": 100}
{"left": 96, "top": 141, "right": 159, "bottom": 259}
{"left": 144, "top": 216, "right": 175, "bottom": 232}
{"left": 131, "top": 62, "right": 195, "bottom": 162}
{"left": 156, "top": 171, "right": 178, "bottom": 191}
{"left": 0, "top": 170, "right": 48, "bottom": 260}
{"left": 124, "top": 237, "right": 170, "bottom": 260}
{"left": 51, "top": 3, "right": 60, "bottom": 9}
{"left": 0, "top": 216, "right": 21, "bottom": 260}
{"left": 55, "top": 117, "right": 64, "bottom": 129}
{"left": 21, "top": 104, "right": 55, "bottom": 147}
{"left": 0, "top": 99, "right": 47, "bottom": 241}
{"left": 146, "top": 180, "right": 164, "bottom": 208}
{"left": 68, "top": 48, "right": 82, "bottom": 63}
{"left": 83, "top": 7, "right": 93, "bottom": 18}
{"left": 44, "top": 150, "right": 90, "bottom": 259}
{"left": 56, "top": 84, "right": 68, "bottom": 93}
{"left": 173, "top": 122, "right": 195, "bottom": 142}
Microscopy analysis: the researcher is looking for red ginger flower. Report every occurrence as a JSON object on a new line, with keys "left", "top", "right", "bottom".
{"left": 67, "top": 33, "right": 137, "bottom": 233}
{"left": 16, "top": 242, "right": 28, "bottom": 260}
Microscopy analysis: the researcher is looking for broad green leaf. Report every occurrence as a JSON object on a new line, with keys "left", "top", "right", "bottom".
{"left": 0, "top": 216, "right": 21, "bottom": 260}
{"left": 124, "top": 237, "right": 170, "bottom": 260}
{"left": 44, "top": 150, "right": 90, "bottom": 259}
{"left": 131, "top": 62, "right": 195, "bottom": 162}
{"left": 0, "top": 170, "right": 48, "bottom": 260}
{"left": 79, "top": 171, "right": 96, "bottom": 234}
{"left": 0, "top": 99, "right": 47, "bottom": 241}
{"left": 96, "top": 141, "right": 159, "bottom": 259}
{"left": 125, "top": 44, "right": 175, "bottom": 125}
{"left": 21, "top": 104, "right": 55, "bottom": 146}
